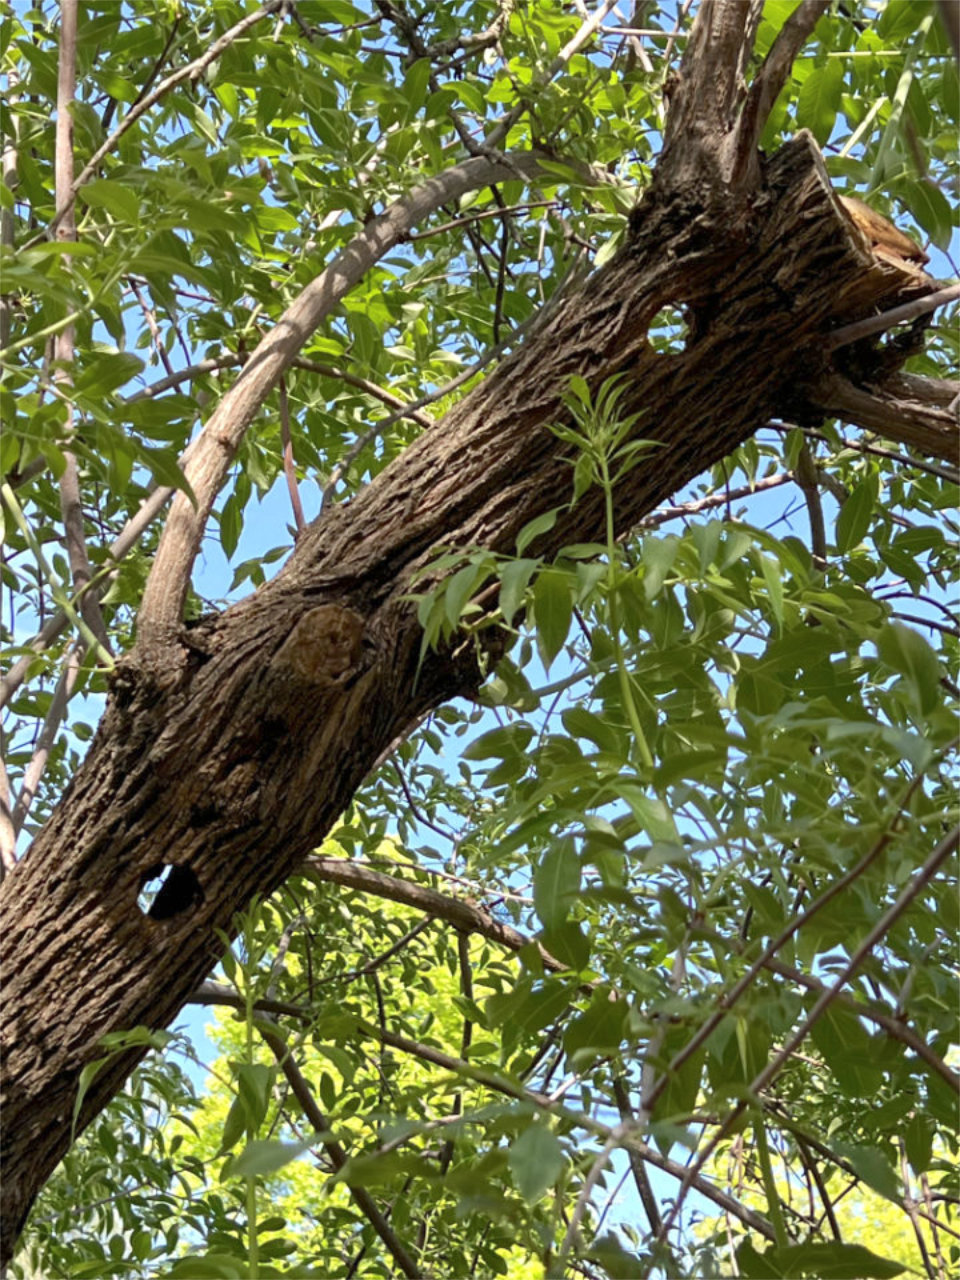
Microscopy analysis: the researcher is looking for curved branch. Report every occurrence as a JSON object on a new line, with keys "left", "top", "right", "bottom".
{"left": 732, "top": 1, "right": 830, "bottom": 184}
{"left": 303, "top": 856, "right": 566, "bottom": 973}
{"left": 137, "top": 150, "right": 604, "bottom": 659}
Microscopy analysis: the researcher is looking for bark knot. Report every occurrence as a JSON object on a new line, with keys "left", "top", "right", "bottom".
{"left": 271, "top": 605, "right": 365, "bottom": 685}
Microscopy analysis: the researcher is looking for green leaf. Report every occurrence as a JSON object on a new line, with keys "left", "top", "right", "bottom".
{"left": 796, "top": 58, "right": 843, "bottom": 145}
{"left": 894, "top": 177, "right": 951, "bottom": 249}
{"left": 507, "top": 1124, "right": 565, "bottom": 1203}
{"left": 561, "top": 706, "right": 624, "bottom": 757}
{"left": 218, "top": 1095, "right": 248, "bottom": 1157}
{"left": 614, "top": 781, "right": 679, "bottom": 843}
{"left": 533, "top": 568, "right": 572, "bottom": 669}
{"left": 498, "top": 557, "right": 539, "bottom": 626}
{"left": 877, "top": 621, "right": 941, "bottom": 715}
{"left": 167, "top": 1253, "right": 248, "bottom": 1277}
{"left": 444, "top": 561, "right": 484, "bottom": 628}
{"left": 769, "top": 1241, "right": 905, "bottom": 1278}
{"left": 832, "top": 1141, "right": 902, "bottom": 1202}
{"left": 540, "top": 920, "right": 590, "bottom": 971}
{"left": 533, "top": 837, "right": 580, "bottom": 930}
{"left": 74, "top": 352, "right": 145, "bottom": 395}
{"left": 219, "top": 493, "right": 243, "bottom": 561}
{"left": 236, "top": 1062, "right": 273, "bottom": 1132}
{"left": 462, "top": 722, "right": 534, "bottom": 761}
{"left": 835, "top": 475, "right": 878, "bottom": 552}
{"left": 224, "top": 1138, "right": 314, "bottom": 1180}
{"left": 642, "top": 535, "right": 679, "bottom": 599}
{"left": 401, "top": 59, "right": 431, "bottom": 120}
{"left": 80, "top": 178, "right": 140, "bottom": 224}
{"left": 139, "top": 445, "right": 196, "bottom": 502}
{"left": 516, "top": 507, "right": 559, "bottom": 555}
{"left": 755, "top": 551, "right": 784, "bottom": 629}
{"left": 903, "top": 1110, "right": 934, "bottom": 1175}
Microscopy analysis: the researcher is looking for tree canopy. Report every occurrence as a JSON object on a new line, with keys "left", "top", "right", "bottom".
{"left": 1, "top": 1, "right": 958, "bottom": 1277}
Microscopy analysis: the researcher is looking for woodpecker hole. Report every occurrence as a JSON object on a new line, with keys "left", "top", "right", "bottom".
{"left": 137, "top": 863, "right": 203, "bottom": 920}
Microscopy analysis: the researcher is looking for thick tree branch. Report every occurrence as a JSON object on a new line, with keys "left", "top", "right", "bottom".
{"left": 813, "top": 371, "right": 959, "bottom": 467}
{"left": 657, "top": 0, "right": 754, "bottom": 191}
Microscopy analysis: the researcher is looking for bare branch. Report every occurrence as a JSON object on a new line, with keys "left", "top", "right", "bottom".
{"left": 826, "top": 283, "right": 960, "bottom": 351}
{"left": 794, "top": 440, "right": 827, "bottom": 565}
{"left": 10, "top": 648, "right": 80, "bottom": 839}
{"left": 733, "top": 1, "right": 830, "bottom": 183}
{"left": 0, "top": 757, "right": 15, "bottom": 877}
{"left": 638, "top": 473, "right": 791, "bottom": 528}
{"left": 278, "top": 379, "right": 305, "bottom": 536}
{"left": 303, "top": 855, "right": 566, "bottom": 973}
{"left": 812, "top": 371, "right": 959, "bottom": 467}
{"left": 256, "top": 1020, "right": 422, "bottom": 1278}
{"left": 138, "top": 151, "right": 602, "bottom": 655}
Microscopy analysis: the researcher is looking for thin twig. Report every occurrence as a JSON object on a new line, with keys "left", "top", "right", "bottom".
{"left": 129, "top": 281, "right": 175, "bottom": 378}
{"left": 407, "top": 200, "right": 559, "bottom": 241}
{"left": 256, "top": 1019, "right": 422, "bottom": 1278}
{"left": 793, "top": 440, "right": 827, "bottom": 566}
{"left": 637, "top": 473, "right": 792, "bottom": 528}
{"left": 655, "top": 823, "right": 960, "bottom": 1253}
{"left": 278, "top": 378, "right": 305, "bottom": 534}
{"left": 37, "top": 1, "right": 287, "bottom": 244}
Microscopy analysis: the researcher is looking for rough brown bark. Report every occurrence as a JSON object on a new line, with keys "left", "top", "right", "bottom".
{"left": 0, "top": 131, "right": 933, "bottom": 1262}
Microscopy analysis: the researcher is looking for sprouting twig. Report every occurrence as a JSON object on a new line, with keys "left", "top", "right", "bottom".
{"left": 278, "top": 379, "right": 305, "bottom": 534}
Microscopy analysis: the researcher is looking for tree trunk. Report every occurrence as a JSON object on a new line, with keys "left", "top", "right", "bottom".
{"left": 0, "top": 132, "right": 929, "bottom": 1263}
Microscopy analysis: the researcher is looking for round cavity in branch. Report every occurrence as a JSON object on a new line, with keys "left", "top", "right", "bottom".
{"left": 137, "top": 863, "right": 204, "bottom": 920}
